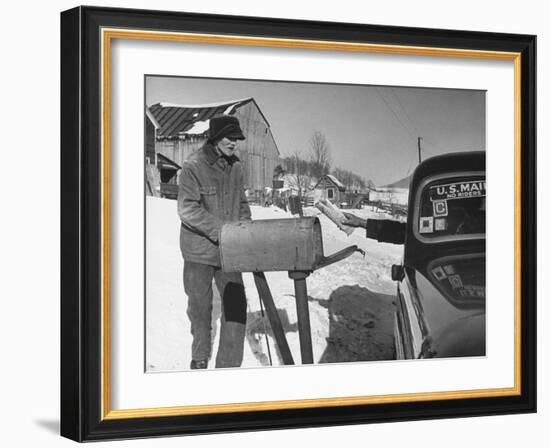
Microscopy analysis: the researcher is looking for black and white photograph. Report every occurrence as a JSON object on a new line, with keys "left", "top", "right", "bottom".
{"left": 144, "top": 75, "right": 486, "bottom": 372}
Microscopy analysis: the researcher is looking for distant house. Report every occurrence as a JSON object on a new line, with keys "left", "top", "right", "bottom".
{"left": 313, "top": 174, "right": 346, "bottom": 204}
{"left": 145, "top": 98, "right": 281, "bottom": 200}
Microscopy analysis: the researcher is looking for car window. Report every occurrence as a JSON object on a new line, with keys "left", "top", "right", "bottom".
{"left": 417, "top": 175, "right": 485, "bottom": 241}
{"left": 426, "top": 255, "right": 485, "bottom": 310}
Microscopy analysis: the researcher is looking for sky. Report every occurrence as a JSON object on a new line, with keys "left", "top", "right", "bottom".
{"left": 146, "top": 76, "right": 485, "bottom": 186}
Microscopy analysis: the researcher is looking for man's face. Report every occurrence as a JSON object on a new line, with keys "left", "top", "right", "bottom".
{"left": 216, "top": 137, "right": 238, "bottom": 157}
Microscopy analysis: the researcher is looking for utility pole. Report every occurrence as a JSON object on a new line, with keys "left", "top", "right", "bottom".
{"left": 417, "top": 136, "right": 423, "bottom": 164}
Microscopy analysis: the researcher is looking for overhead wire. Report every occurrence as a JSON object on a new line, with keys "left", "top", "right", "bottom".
{"left": 389, "top": 88, "right": 421, "bottom": 136}
{"left": 377, "top": 87, "right": 454, "bottom": 179}
{"left": 374, "top": 87, "right": 417, "bottom": 141}
{"left": 376, "top": 87, "right": 420, "bottom": 180}
{"left": 423, "top": 136, "right": 448, "bottom": 153}
{"left": 389, "top": 88, "right": 450, "bottom": 154}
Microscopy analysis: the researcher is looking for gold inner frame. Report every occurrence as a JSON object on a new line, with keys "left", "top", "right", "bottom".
{"left": 100, "top": 27, "right": 522, "bottom": 420}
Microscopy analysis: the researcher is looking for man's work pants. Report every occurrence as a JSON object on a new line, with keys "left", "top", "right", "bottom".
{"left": 183, "top": 260, "right": 247, "bottom": 368}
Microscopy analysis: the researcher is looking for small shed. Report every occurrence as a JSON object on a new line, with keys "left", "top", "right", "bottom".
{"left": 157, "top": 154, "right": 181, "bottom": 199}
{"left": 313, "top": 174, "right": 346, "bottom": 205}
{"left": 145, "top": 152, "right": 181, "bottom": 199}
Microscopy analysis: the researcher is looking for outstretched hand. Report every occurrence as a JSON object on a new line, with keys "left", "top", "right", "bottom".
{"left": 342, "top": 212, "right": 365, "bottom": 228}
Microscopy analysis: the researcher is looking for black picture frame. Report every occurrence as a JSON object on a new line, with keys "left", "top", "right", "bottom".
{"left": 61, "top": 5, "right": 536, "bottom": 442}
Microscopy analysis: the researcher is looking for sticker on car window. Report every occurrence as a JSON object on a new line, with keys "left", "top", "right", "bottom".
{"left": 434, "top": 218, "right": 447, "bottom": 231}
{"left": 419, "top": 216, "right": 433, "bottom": 233}
{"left": 433, "top": 200, "right": 448, "bottom": 217}
{"left": 443, "top": 264, "right": 456, "bottom": 275}
{"left": 458, "top": 285, "right": 485, "bottom": 298}
{"left": 448, "top": 274, "right": 463, "bottom": 289}
{"left": 431, "top": 266, "right": 447, "bottom": 280}
{"left": 429, "top": 180, "right": 486, "bottom": 201}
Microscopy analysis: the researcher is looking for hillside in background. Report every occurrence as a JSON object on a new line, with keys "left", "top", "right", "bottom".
{"left": 382, "top": 175, "right": 411, "bottom": 189}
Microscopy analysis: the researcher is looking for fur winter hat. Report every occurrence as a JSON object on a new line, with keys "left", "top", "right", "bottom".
{"left": 208, "top": 115, "right": 245, "bottom": 142}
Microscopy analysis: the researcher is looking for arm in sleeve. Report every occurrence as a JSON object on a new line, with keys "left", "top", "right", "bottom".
{"left": 177, "top": 162, "right": 222, "bottom": 243}
{"left": 238, "top": 167, "right": 251, "bottom": 221}
{"left": 366, "top": 219, "right": 406, "bottom": 244}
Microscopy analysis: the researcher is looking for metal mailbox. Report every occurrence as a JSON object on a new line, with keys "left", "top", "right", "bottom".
{"left": 220, "top": 217, "right": 324, "bottom": 273}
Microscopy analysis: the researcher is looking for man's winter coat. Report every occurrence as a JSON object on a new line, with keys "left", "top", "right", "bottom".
{"left": 177, "top": 142, "right": 251, "bottom": 266}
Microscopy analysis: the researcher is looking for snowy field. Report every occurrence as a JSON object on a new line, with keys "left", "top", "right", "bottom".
{"left": 146, "top": 197, "right": 404, "bottom": 372}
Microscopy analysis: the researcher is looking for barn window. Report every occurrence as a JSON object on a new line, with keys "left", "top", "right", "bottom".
{"left": 327, "top": 188, "right": 335, "bottom": 199}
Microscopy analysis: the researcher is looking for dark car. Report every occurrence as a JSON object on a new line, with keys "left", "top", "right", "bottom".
{"left": 370, "top": 151, "right": 486, "bottom": 359}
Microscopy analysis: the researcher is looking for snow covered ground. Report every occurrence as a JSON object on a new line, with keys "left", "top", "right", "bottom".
{"left": 146, "top": 197, "right": 403, "bottom": 372}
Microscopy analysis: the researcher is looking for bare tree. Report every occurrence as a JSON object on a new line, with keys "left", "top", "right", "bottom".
{"left": 333, "top": 167, "right": 366, "bottom": 191}
{"left": 309, "top": 131, "right": 332, "bottom": 179}
{"left": 286, "top": 148, "right": 312, "bottom": 198}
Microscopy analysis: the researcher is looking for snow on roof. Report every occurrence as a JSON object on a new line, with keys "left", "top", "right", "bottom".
{"left": 325, "top": 174, "right": 345, "bottom": 189}
{"left": 224, "top": 103, "right": 238, "bottom": 115}
{"left": 145, "top": 107, "right": 160, "bottom": 129}
{"left": 157, "top": 97, "right": 253, "bottom": 110}
{"left": 183, "top": 120, "right": 209, "bottom": 135}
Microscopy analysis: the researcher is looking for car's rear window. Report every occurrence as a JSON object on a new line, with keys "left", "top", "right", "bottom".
{"left": 417, "top": 175, "right": 485, "bottom": 240}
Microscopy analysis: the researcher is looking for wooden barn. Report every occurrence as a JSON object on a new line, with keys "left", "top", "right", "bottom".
{"left": 145, "top": 98, "right": 281, "bottom": 199}
{"left": 313, "top": 174, "right": 347, "bottom": 205}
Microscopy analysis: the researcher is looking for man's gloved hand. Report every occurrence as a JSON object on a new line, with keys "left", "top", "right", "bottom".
{"left": 342, "top": 212, "right": 367, "bottom": 228}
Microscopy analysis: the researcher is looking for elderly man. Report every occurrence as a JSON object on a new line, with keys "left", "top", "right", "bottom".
{"left": 177, "top": 115, "right": 251, "bottom": 369}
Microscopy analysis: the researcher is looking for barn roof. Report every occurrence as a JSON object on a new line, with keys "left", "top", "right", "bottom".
{"left": 147, "top": 97, "right": 270, "bottom": 138}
